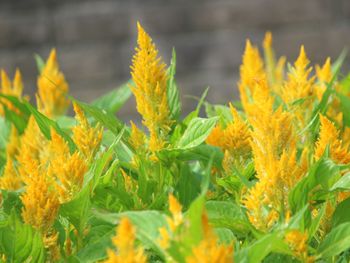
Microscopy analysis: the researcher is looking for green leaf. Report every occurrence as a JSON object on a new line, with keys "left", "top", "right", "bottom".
{"left": 205, "top": 201, "right": 250, "bottom": 235}
{"left": 176, "top": 117, "right": 218, "bottom": 149}
{"left": 0, "top": 213, "right": 45, "bottom": 263}
{"left": 330, "top": 172, "right": 350, "bottom": 191}
{"left": 289, "top": 157, "right": 340, "bottom": 213}
{"left": 318, "top": 222, "right": 350, "bottom": 258}
{"left": 60, "top": 186, "right": 91, "bottom": 233}
{"left": 73, "top": 99, "right": 126, "bottom": 137}
{"left": 337, "top": 92, "right": 350, "bottom": 127}
{"left": 214, "top": 228, "right": 236, "bottom": 245}
{"left": 0, "top": 118, "right": 10, "bottom": 150}
{"left": 34, "top": 54, "right": 45, "bottom": 73}
{"left": 167, "top": 49, "right": 181, "bottom": 120}
{"left": 332, "top": 198, "right": 350, "bottom": 228}
{"left": 3, "top": 106, "right": 27, "bottom": 134}
{"left": 235, "top": 233, "right": 291, "bottom": 263}
{"left": 77, "top": 220, "right": 115, "bottom": 262}
{"left": 0, "top": 94, "right": 31, "bottom": 117}
{"left": 92, "top": 81, "right": 132, "bottom": 113}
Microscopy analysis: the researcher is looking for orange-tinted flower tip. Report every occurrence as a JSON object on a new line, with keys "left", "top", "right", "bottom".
{"left": 263, "top": 31, "right": 272, "bottom": 49}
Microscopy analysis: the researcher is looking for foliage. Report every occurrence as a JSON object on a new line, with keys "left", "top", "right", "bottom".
{"left": 0, "top": 25, "right": 350, "bottom": 263}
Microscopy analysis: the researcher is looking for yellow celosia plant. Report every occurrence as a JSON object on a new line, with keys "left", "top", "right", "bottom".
{"left": 1, "top": 24, "right": 350, "bottom": 263}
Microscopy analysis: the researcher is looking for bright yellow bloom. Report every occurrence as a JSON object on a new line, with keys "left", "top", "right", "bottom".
{"left": 157, "top": 194, "right": 184, "bottom": 251}
{"left": 0, "top": 158, "right": 22, "bottom": 191}
{"left": 168, "top": 194, "right": 183, "bottom": 232}
{"left": 5, "top": 125, "right": 20, "bottom": 159}
{"left": 282, "top": 46, "right": 315, "bottom": 104}
{"left": 129, "top": 121, "right": 146, "bottom": 150}
{"left": 242, "top": 80, "right": 305, "bottom": 230}
{"left": 239, "top": 40, "right": 266, "bottom": 112}
{"left": 207, "top": 104, "right": 251, "bottom": 171}
{"left": 186, "top": 213, "right": 234, "bottom": 263}
{"left": 104, "top": 217, "right": 147, "bottom": 263}
{"left": 17, "top": 116, "right": 48, "bottom": 182}
{"left": 207, "top": 104, "right": 251, "bottom": 156}
{"left": 72, "top": 102, "right": 103, "bottom": 159}
{"left": 44, "top": 232, "right": 61, "bottom": 262}
{"left": 37, "top": 49, "right": 69, "bottom": 117}
{"left": 285, "top": 230, "right": 309, "bottom": 261}
{"left": 21, "top": 174, "right": 60, "bottom": 232}
{"left": 262, "top": 32, "right": 286, "bottom": 93}
{"left": 130, "top": 23, "right": 170, "bottom": 152}
{"left": 315, "top": 58, "right": 332, "bottom": 101}
{"left": 0, "top": 69, "right": 24, "bottom": 115}
{"left": 314, "top": 114, "right": 350, "bottom": 164}
{"left": 158, "top": 226, "right": 170, "bottom": 249}
{"left": 48, "top": 128, "right": 87, "bottom": 203}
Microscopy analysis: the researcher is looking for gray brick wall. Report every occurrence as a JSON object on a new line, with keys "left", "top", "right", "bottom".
{"left": 0, "top": 0, "right": 349, "bottom": 120}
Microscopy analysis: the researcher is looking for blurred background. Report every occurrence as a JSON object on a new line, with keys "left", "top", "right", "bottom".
{"left": 0, "top": 0, "right": 350, "bottom": 120}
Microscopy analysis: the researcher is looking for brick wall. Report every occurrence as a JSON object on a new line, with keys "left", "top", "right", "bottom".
{"left": 0, "top": 0, "right": 349, "bottom": 120}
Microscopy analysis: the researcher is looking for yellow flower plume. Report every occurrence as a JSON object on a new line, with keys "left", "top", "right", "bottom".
{"left": 0, "top": 69, "right": 24, "bottom": 115}
{"left": 186, "top": 212, "right": 234, "bottom": 263}
{"left": 21, "top": 173, "right": 60, "bottom": 233}
{"left": 130, "top": 23, "right": 170, "bottom": 152}
{"left": 72, "top": 102, "right": 103, "bottom": 159}
{"left": 48, "top": 128, "right": 88, "bottom": 203}
{"left": 282, "top": 46, "right": 315, "bottom": 105}
{"left": 0, "top": 158, "right": 22, "bottom": 191}
{"left": 104, "top": 217, "right": 147, "bottom": 263}
{"left": 239, "top": 40, "right": 266, "bottom": 113}
{"left": 314, "top": 114, "right": 350, "bottom": 164}
{"left": 37, "top": 49, "right": 70, "bottom": 117}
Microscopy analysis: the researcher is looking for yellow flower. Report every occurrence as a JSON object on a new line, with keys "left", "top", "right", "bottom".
{"left": 262, "top": 32, "right": 286, "bottom": 93}
{"left": 21, "top": 173, "right": 60, "bottom": 233}
{"left": 72, "top": 102, "right": 103, "bottom": 159}
{"left": 282, "top": 46, "right": 315, "bottom": 104}
{"left": 130, "top": 23, "right": 170, "bottom": 152}
{"left": 314, "top": 114, "right": 350, "bottom": 164}
{"left": 168, "top": 193, "right": 183, "bottom": 232}
{"left": 186, "top": 212, "right": 234, "bottom": 263}
{"left": 5, "top": 125, "right": 20, "bottom": 159}
{"left": 243, "top": 80, "right": 305, "bottom": 230}
{"left": 37, "top": 49, "right": 69, "bottom": 117}
{"left": 315, "top": 58, "right": 332, "bottom": 101}
{"left": 104, "top": 217, "right": 147, "bottom": 263}
{"left": 0, "top": 69, "right": 24, "bottom": 115}
{"left": 207, "top": 104, "right": 251, "bottom": 171}
{"left": 285, "top": 230, "right": 309, "bottom": 261}
{"left": 239, "top": 40, "right": 266, "bottom": 113}
{"left": 129, "top": 121, "right": 146, "bottom": 150}
{"left": 48, "top": 128, "right": 87, "bottom": 203}
{"left": 17, "top": 116, "right": 48, "bottom": 182}
{"left": 0, "top": 158, "right": 22, "bottom": 191}
{"left": 207, "top": 104, "right": 251, "bottom": 156}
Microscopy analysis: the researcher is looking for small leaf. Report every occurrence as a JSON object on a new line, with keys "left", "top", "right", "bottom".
{"left": 73, "top": 99, "right": 126, "bottom": 137}
{"left": 60, "top": 186, "right": 91, "bottom": 233}
{"left": 205, "top": 201, "right": 250, "bottom": 235}
{"left": 235, "top": 233, "right": 291, "bottom": 263}
{"left": 92, "top": 81, "right": 132, "bottom": 113}
{"left": 318, "top": 222, "right": 350, "bottom": 258}
{"left": 34, "top": 54, "right": 45, "bottom": 73}
{"left": 176, "top": 117, "right": 218, "bottom": 149}
{"left": 332, "top": 198, "right": 350, "bottom": 228}
{"left": 167, "top": 49, "right": 181, "bottom": 120}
